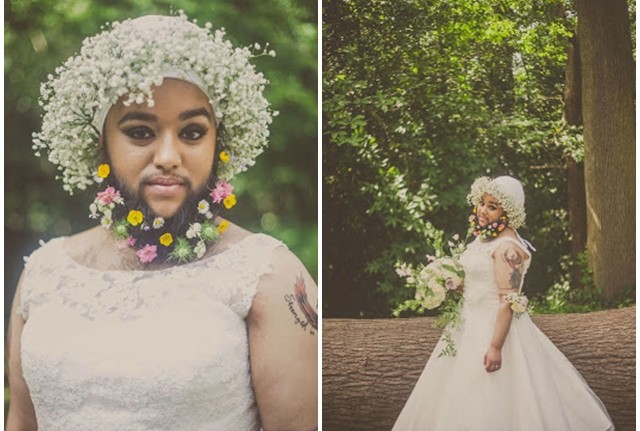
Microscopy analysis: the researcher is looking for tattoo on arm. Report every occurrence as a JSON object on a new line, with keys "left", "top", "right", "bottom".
{"left": 501, "top": 245, "right": 524, "bottom": 290}
{"left": 284, "top": 274, "right": 318, "bottom": 335}
{"left": 509, "top": 267, "right": 522, "bottom": 290}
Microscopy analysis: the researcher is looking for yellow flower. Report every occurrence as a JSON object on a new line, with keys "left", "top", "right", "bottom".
{"left": 159, "top": 233, "right": 173, "bottom": 246}
{"left": 223, "top": 194, "right": 237, "bottom": 209}
{"left": 217, "top": 220, "right": 230, "bottom": 233}
{"left": 97, "top": 164, "right": 110, "bottom": 179}
{"left": 219, "top": 151, "right": 231, "bottom": 163}
{"left": 127, "top": 210, "right": 144, "bottom": 226}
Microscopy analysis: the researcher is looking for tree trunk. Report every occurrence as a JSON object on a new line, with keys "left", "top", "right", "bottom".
{"left": 563, "top": 33, "right": 587, "bottom": 291}
{"left": 322, "top": 308, "right": 635, "bottom": 431}
{"left": 575, "top": 0, "right": 635, "bottom": 298}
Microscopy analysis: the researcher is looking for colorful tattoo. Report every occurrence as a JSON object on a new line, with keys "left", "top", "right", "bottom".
{"left": 284, "top": 274, "right": 318, "bottom": 335}
{"left": 501, "top": 246, "right": 523, "bottom": 269}
{"left": 502, "top": 245, "right": 524, "bottom": 290}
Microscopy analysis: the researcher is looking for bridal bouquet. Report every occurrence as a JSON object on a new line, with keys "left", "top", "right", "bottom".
{"left": 395, "top": 257, "right": 464, "bottom": 310}
{"left": 394, "top": 234, "right": 467, "bottom": 357}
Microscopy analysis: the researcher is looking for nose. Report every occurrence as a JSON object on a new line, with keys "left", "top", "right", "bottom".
{"left": 153, "top": 131, "right": 182, "bottom": 171}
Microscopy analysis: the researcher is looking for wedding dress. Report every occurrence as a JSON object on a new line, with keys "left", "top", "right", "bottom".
{"left": 392, "top": 236, "right": 614, "bottom": 431}
{"left": 18, "top": 233, "right": 285, "bottom": 431}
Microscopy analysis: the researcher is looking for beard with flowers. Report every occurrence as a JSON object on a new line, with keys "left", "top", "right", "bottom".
{"left": 90, "top": 145, "right": 236, "bottom": 264}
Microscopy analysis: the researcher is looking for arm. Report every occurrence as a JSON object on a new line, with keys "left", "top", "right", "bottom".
{"left": 6, "top": 272, "right": 38, "bottom": 431}
{"left": 247, "top": 246, "right": 318, "bottom": 431}
{"left": 483, "top": 241, "right": 528, "bottom": 373}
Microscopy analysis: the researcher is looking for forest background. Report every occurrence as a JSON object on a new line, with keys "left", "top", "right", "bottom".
{"left": 5, "top": 0, "right": 318, "bottom": 324}
{"left": 324, "top": 0, "right": 635, "bottom": 317}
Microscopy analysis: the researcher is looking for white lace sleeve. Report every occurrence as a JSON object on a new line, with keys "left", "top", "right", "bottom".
{"left": 17, "top": 238, "right": 66, "bottom": 320}
{"left": 200, "top": 234, "right": 288, "bottom": 318}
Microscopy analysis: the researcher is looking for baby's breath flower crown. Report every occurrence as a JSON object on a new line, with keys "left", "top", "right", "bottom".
{"left": 33, "top": 11, "right": 276, "bottom": 194}
{"left": 466, "top": 176, "right": 526, "bottom": 229}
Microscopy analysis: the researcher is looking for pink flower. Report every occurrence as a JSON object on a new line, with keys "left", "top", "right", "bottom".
{"left": 473, "top": 230, "right": 479, "bottom": 236}
{"left": 499, "top": 224, "right": 505, "bottom": 229}
{"left": 125, "top": 237, "right": 137, "bottom": 247}
{"left": 136, "top": 244, "right": 157, "bottom": 263}
{"left": 445, "top": 278, "right": 456, "bottom": 290}
{"left": 210, "top": 181, "right": 234, "bottom": 204}
{"left": 96, "top": 187, "right": 121, "bottom": 205}
{"left": 492, "top": 222, "right": 498, "bottom": 228}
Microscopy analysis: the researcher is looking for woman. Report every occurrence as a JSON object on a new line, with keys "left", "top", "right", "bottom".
{"left": 392, "top": 176, "right": 613, "bottom": 431}
{"left": 7, "top": 14, "right": 317, "bottom": 431}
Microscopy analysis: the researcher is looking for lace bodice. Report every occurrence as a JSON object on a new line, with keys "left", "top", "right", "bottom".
{"left": 458, "top": 236, "right": 531, "bottom": 306}
{"left": 18, "top": 233, "right": 286, "bottom": 431}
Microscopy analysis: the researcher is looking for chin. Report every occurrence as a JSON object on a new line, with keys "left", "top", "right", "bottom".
{"left": 148, "top": 202, "right": 183, "bottom": 219}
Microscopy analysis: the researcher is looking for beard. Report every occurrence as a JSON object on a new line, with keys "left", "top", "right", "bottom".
{"left": 107, "top": 170, "right": 220, "bottom": 261}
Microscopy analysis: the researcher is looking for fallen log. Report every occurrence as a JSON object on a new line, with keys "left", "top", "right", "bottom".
{"left": 322, "top": 307, "right": 635, "bottom": 431}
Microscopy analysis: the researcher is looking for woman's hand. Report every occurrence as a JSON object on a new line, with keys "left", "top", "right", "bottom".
{"left": 483, "top": 346, "right": 502, "bottom": 373}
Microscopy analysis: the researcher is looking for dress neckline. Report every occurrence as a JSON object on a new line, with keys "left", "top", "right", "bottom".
{"left": 57, "top": 233, "right": 264, "bottom": 275}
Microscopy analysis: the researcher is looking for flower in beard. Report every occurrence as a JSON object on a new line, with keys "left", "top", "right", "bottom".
{"left": 210, "top": 180, "right": 233, "bottom": 204}
{"left": 137, "top": 244, "right": 157, "bottom": 263}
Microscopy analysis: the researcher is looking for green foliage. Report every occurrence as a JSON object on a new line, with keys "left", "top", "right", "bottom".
{"left": 323, "top": 0, "right": 615, "bottom": 317}
{"left": 531, "top": 250, "right": 636, "bottom": 313}
{"left": 5, "top": 0, "right": 317, "bottom": 292}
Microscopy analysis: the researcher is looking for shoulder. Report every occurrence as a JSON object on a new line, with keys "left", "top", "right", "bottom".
{"left": 247, "top": 236, "right": 317, "bottom": 331}
{"left": 491, "top": 230, "right": 529, "bottom": 265}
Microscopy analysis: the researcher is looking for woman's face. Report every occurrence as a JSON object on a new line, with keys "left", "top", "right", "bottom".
{"left": 104, "top": 79, "right": 217, "bottom": 219}
{"left": 476, "top": 193, "right": 503, "bottom": 227}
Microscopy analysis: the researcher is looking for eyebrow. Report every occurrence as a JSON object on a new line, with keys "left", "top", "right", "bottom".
{"left": 118, "top": 111, "right": 158, "bottom": 125}
{"left": 117, "top": 107, "right": 212, "bottom": 126}
{"left": 179, "top": 108, "right": 212, "bottom": 122}
{"left": 481, "top": 198, "right": 500, "bottom": 206}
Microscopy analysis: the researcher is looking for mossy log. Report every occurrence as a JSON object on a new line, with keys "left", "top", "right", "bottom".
{"left": 322, "top": 307, "right": 635, "bottom": 430}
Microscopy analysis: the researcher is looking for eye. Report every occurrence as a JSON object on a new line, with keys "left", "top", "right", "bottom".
{"left": 124, "top": 126, "right": 154, "bottom": 140}
{"left": 180, "top": 125, "right": 208, "bottom": 141}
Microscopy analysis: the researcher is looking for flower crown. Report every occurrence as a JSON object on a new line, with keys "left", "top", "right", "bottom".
{"left": 33, "top": 11, "right": 276, "bottom": 194}
{"left": 465, "top": 176, "right": 526, "bottom": 229}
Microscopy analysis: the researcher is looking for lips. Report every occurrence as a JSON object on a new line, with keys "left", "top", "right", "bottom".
{"left": 146, "top": 176, "right": 185, "bottom": 187}
{"left": 144, "top": 176, "right": 186, "bottom": 198}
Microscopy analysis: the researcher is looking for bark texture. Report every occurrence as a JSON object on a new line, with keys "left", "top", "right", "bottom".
{"left": 563, "top": 33, "right": 587, "bottom": 291}
{"left": 323, "top": 307, "right": 635, "bottom": 431}
{"left": 575, "top": 0, "right": 635, "bottom": 297}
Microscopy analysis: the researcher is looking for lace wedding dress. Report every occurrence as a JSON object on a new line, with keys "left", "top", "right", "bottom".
{"left": 392, "top": 236, "right": 614, "bottom": 431}
{"left": 18, "top": 233, "right": 285, "bottom": 431}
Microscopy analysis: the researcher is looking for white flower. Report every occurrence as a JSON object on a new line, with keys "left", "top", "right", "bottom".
{"left": 186, "top": 222, "right": 202, "bottom": 239}
{"left": 205, "top": 211, "right": 213, "bottom": 219}
{"left": 197, "top": 200, "right": 210, "bottom": 214}
{"left": 194, "top": 241, "right": 206, "bottom": 259}
{"left": 422, "top": 283, "right": 446, "bottom": 310}
{"left": 505, "top": 292, "right": 529, "bottom": 317}
{"left": 395, "top": 263, "right": 412, "bottom": 277}
{"left": 153, "top": 217, "right": 165, "bottom": 229}
{"left": 101, "top": 216, "right": 113, "bottom": 228}
{"left": 452, "top": 234, "right": 460, "bottom": 241}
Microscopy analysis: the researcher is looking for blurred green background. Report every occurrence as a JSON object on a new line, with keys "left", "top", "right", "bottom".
{"left": 5, "top": 0, "right": 318, "bottom": 324}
